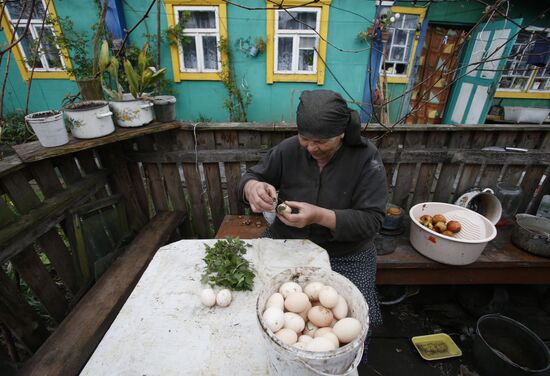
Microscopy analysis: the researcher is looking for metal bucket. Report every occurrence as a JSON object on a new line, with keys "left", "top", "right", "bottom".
{"left": 256, "top": 267, "right": 369, "bottom": 376}
{"left": 474, "top": 314, "right": 550, "bottom": 376}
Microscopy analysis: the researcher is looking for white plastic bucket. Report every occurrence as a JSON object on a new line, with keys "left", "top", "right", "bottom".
{"left": 25, "top": 110, "right": 69, "bottom": 147}
{"left": 256, "top": 267, "right": 369, "bottom": 376}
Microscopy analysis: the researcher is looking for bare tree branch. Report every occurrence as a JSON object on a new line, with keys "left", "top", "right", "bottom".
{"left": 0, "top": 0, "right": 37, "bottom": 58}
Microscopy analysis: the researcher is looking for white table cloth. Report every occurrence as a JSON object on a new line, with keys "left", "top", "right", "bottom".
{"left": 81, "top": 239, "right": 330, "bottom": 375}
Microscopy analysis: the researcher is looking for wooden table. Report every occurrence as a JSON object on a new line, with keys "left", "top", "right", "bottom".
{"left": 80, "top": 239, "right": 330, "bottom": 375}
{"left": 216, "top": 215, "right": 550, "bottom": 285}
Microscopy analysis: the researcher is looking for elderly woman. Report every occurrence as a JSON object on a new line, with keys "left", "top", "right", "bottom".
{"left": 238, "top": 90, "right": 387, "bottom": 359}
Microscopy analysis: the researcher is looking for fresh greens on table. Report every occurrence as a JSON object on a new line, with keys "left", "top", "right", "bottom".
{"left": 201, "top": 237, "right": 255, "bottom": 291}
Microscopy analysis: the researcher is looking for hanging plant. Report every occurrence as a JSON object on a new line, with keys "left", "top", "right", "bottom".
{"left": 163, "top": 11, "right": 192, "bottom": 47}
{"left": 357, "top": 12, "right": 400, "bottom": 43}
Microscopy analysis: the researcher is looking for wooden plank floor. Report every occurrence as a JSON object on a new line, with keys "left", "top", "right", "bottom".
{"left": 216, "top": 215, "right": 550, "bottom": 285}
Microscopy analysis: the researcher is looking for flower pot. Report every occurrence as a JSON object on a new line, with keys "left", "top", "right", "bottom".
{"left": 76, "top": 78, "right": 104, "bottom": 101}
{"left": 25, "top": 110, "right": 69, "bottom": 147}
{"left": 153, "top": 95, "right": 177, "bottom": 122}
{"left": 63, "top": 101, "right": 115, "bottom": 139}
{"left": 109, "top": 97, "right": 154, "bottom": 127}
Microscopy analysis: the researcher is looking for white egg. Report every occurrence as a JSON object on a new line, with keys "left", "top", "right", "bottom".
{"left": 216, "top": 289, "right": 232, "bottom": 307}
{"left": 332, "top": 295, "right": 349, "bottom": 320}
{"left": 322, "top": 332, "right": 340, "bottom": 349}
{"left": 279, "top": 282, "right": 302, "bottom": 298}
{"left": 298, "top": 300, "right": 312, "bottom": 322}
{"left": 200, "top": 288, "right": 216, "bottom": 307}
{"left": 284, "top": 292, "right": 310, "bottom": 313}
{"left": 333, "top": 318, "right": 362, "bottom": 344}
{"left": 306, "top": 337, "right": 336, "bottom": 352}
{"left": 266, "top": 292, "right": 285, "bottom": 311}
{"left": 293, "top": 341, "right": 308, "bottom": 350}
{"left": 318, "top": 286, "right": 339, "bottom": 308}
{"left": 307, "top": 306, "right": 334, "bottom": 328}
{"left": 303, "top": 321, "right": 318, "bottom": 337}
{"left": 298, "top": 335, "right": 313, "bottom": 343}
{"left": 263, "top": 307, "right": 285, "bottom": 332}
{"left": 304, "top": 282, "right": 324, "bottom": 301}
{"left": 314, "top": 327, "right": 333, "bottom": 338}
{"left": 283, "top": 312, "right": 305, "bottom": 333}
{"left": 275, "top": 328, "right": 298, "bottom": 345}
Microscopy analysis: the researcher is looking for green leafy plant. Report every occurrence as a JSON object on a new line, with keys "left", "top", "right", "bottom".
{"left": 254, "top": 37, "right": 266, "bottom": 54}
{"left": 163, "top": 12, "right": 192, "bottom": 47}
{"left": 201, "top": 237, "right": 255, "bottom": 291}
{"left": 99, "top": 41, "right": 166, "bottom": 100}
{"left": 218, "top": 37, "right": 252, "bottom": 122}
{"left": 0, "top": 110, "right": 34, "bottom": 144}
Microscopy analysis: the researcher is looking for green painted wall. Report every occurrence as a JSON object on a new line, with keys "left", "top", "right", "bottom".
{"left": 1, "top": 0, "right": 375, "bottom": 123}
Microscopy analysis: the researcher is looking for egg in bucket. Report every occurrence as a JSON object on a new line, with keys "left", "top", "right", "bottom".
{"left": 256, "top": 267, "right": 369, "bottom": 376}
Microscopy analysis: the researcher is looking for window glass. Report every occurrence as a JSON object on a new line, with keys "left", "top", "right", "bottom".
{"left": 277, "top": 37, "right": 293, "bottom": 71}
{"left": 278, "top": 11, "right": 317, "bottom": 30}
{"left": 380, "top": 12, "right": 419, "bottom": 76}
{"left": 202, "top": 36, "right": 218, "bottom": 70}
{"left": 37, "top": 26, "right": 63, "bottom": 68}
{"left": 182, "top": 37, "right": 198, "bottom": 69}
{"left": 184, "top": 11, "right": 216, "bottom": 29}
{"left": 16, "top": 27, "right": 44, "bottom": 68}
{"left": 498, "top": 31, "right": 550, "bottom": 92}
{"left": 6, "top": 1, "right": 46, "bottom": 20}
{"left": 176, "top": 6, "right": 220, "bottom": 73}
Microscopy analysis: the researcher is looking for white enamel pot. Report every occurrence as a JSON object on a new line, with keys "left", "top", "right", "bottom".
{"left": 63, "top": 101, "right": 115, "bottom": 139}
{"left": 109, "top": 98, "right": 154, "bottom": 127}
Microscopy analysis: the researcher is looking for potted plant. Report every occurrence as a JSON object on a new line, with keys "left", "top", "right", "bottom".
{"left": 100, "top": 41, "right": 167, "bottom": 127}
{"left": 63, "top": 100, "right": 115, "bottom": 139}
{"left": 249, "top": 37, "right": 266, "bottom": 57}
{"left": 25, "top": 110, "right": 69, "bottom": 147}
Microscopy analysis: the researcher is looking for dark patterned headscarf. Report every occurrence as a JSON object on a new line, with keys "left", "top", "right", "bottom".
{"left": 296, "top": 90, "right": 365, "bottom": 146}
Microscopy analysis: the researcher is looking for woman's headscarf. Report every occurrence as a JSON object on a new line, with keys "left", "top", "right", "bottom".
{"left": 296, "top": 90, "right": 366, "bottom": 146}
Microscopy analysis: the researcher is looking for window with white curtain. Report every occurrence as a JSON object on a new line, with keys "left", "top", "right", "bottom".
{"left": 274, "top": 8, "right": 320, "bottom": 74}
{"left": 498, "top": 31, "right": 550, "bottom": 92}
{"left": 175, "top": 6, "right": 221, "bottom": 73}
{"left": 4, "top": 0, "right": 65, "bottom": 71}
{"left": 380, "top": 14, "right": 419, "bottom": 76}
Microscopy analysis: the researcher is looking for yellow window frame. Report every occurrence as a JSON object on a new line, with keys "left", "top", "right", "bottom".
{"left": 381, "top": 6, "right": 426, "bottom": 84}
{"left": 266, "top": 0, "right": 331, "bottom": 85}
{"left": 0, "top": 0, "right": 73, "bottom": 80}
{"left": 496, "top": 67, "right": 550, "bottom": 99}
{"left": 164, "top": 0, "right": 228, "bottom": 82}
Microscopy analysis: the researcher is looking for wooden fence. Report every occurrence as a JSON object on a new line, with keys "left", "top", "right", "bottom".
{"left": 0, "top": 121, "right": 549, "bottom": 364}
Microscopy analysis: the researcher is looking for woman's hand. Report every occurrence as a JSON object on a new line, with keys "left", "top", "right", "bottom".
{"left": 244, "top": 180, "right": 277, "bottom": 213}
{"left": 277, "top": 201, "right": 335, "bottom": 230}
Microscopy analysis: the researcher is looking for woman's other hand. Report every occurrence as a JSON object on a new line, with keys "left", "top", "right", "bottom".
{"left": 277, "top": 201, "right": 336, "bottom": 230}
{"left": 244, "top": 180, "right": 277, "bottom": 213}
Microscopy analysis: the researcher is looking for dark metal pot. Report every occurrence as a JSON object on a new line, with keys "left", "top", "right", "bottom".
{"left": 512, "top": 214, "right": 550, "bottom": 257}
{"left": 474, "top": 314, "right": 550, "bottom": 376}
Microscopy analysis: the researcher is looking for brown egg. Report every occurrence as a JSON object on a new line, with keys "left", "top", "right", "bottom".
{"left": 432, "top": 214, "right": 447, "bottom": 224}
{"left": 447, "top": 220, "right": 462, "bottom": 233}
{"left": 308, "top": 306, "right": 334, "bottom": 328}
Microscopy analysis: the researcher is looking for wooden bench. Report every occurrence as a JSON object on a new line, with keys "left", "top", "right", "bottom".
{"left": 215, "top": 215, "right": 550, "bottom": 285}
{"left": 20, "top": 211, "right": 184, "bottom": 376}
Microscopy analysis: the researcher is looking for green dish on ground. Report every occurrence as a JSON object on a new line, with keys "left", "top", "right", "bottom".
{"left": 411, "top": 333, "right": 462, "bottom": 361}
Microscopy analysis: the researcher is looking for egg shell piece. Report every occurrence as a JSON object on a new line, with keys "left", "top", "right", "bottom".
{"left": 263, "top": 307, "right": 285, "bottom": 333}
{"left": 279, "top": 282, "right": 302, "bottom": 298}
{"left": 283, "top": 312, "right": 305, "bottom": 333}
{"left": 333, "top": 317, "right": 362, "bottom": 344}
{"left": 314, "top": 327, "right": 333, "bottom": 338}
{"left": 200, "top": 288, "right": 216, "bottom": 307}
{"left": 318, "top": 286, "right": 339, "bottom": 309}
{"left": 284, "top": 292, "right": 310, "bottom": 313}
{"left": 303, "top": 321, "right": 318, "bottom": 337}
{"left": 321, "top": 332, "right": 340, "bottom": 349}
{"left": 304, "top": 282, "right": 324, "bottom": 301}
{"left": 216, "top": 289, "right": 232, "bottom": 307}
{"left": 298, "top": 335, "right": 313, "bottom": 344}
{"left": 307, "top": 306, "right": 334, "bottom": 328}
{"left": 275, "top": 328, "right": 298, "bottom": 345}
{"left": 306, "top": 337, "right": 336, "bottom": 352}
{"left": 332, "top": 295, "right": 349, "bottom": 320}
{"left": 266, "top": 292, "right": 285, "bottom": 311}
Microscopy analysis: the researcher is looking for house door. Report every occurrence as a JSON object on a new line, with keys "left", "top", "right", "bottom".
{"left": 443, "top": 19, "right": 521, "bottom": 125}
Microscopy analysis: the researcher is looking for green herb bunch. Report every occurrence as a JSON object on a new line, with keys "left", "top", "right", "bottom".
{"left": 201, "top": 238, "right": 255, "bottom": 291}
